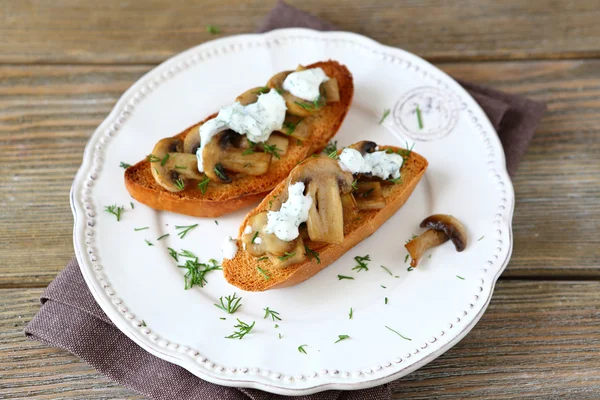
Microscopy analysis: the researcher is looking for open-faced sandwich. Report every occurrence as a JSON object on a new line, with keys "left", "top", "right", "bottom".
{"left": 222, "top": 141, "right": 428, "bottom": 291}
{"left": 125, "top": 61, "right": 353, "bottom": 217}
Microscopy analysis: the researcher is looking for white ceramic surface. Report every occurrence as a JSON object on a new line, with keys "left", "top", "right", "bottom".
{"left": 71, "top": 28, "right": 514, "bottom": 395}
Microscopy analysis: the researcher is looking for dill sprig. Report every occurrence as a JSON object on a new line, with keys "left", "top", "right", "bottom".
{"left": 295, "top": 94, "right": 324, "bottom": 111}
{"left": 157, "top": 233, "right": 169, "bottom": 241}
{"left": 298, "top": 344, "right": 308, "bottom": 354}
{"left": 385, "top": 325, "right": 412, "bottom": 341}
{"left": 416, "top": 105, "right": 424, "bottom": 129}
{"left": 352, "top": 255, "right": 371, "bottom": 272}
{"left": 257, "top": 266, "right": 270, "bottom": 280}
{"left": 283, "top": 118, "right": 303, "bottom": 135}
{"left": 251, "top": 231, "right": 259, "bottom": 244}
{"left": 327, "top": 149, "right": 338, "bottom": 159}
{"left": 174, "top": 179, "right": 185, "bottom": 191}
{"left": 338, "top": 275, "right": 354, "bottom": 280}
{"left": 214, "top": 293, "right": 243, "bottom": 314}
{"left": 252, "top": 86, "right": 270, "bottom": 94}
{"left": 225, "top": 319, "right": 255, "bottom": 340}
{"left": 263, "top": 143, "right": 282, "bottom": 160}
{"left": 147, "top": 154, "right": 161, "bottom": 163}
{"left": 379, "top": 108, "right": 391, "bottom": 124}
{"left": 323, "top": 140, "right": 338, "bottom": 155}
{"left": 105, "top": 204, "right": 125, "bottom": 221}
{"left": 349, "top": 307, "right": 353, "bottom": 319}
{"left": 167, "top": 247, "right": 178, "bottom": 261}
{"left": 335, "top": 335, "right": 350, "bottom": 343}
{"left": 119, "top": 162, "right": 131, "bottom": 169}
{"left": 278, "top": 251, "right": 296, "bottom": 261}
{"left": 380, "top": 265, "right": 392, "bottom": 275}
{"left": 145, "top": 239, "right": 153, "bottom": 246}
{"left": 178, "top": 257, "right": 222, "bottom": 289}
{"left": 214, "top": 166, "right": 228, "bottom": 181}
{"left": 197, "top": 176, "right": 210, "bottom": 194}
{"left": 206, "top": 24, "right": 220, "bottom": 34}
{"left": 134, "top": 227, "right": 149, "bottom": 231}
{"left": 179, "top": 249, "right": 197, "bottom": 258}
{"left": 263, "top": 307, "right": 281, "bottom": 321}
{"left": 456, "top": 275, "right": 465, "bottom": 280}
{"left": 175, "top": 224, "right": 198, "bottom": 239}
{"left": 304, "top": 245, "right": 320, "bottom": 264}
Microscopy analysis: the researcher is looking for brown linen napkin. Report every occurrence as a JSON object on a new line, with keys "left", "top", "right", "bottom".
{"left": 26, "top": 2, "right": 546, "bottom": 399}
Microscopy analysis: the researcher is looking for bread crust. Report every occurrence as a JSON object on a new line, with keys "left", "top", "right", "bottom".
{"left": 124, "top": 61, "right": 353, "bottom": 217}
{"left": 223, "top": 148, "right": 429, "bottom": 291}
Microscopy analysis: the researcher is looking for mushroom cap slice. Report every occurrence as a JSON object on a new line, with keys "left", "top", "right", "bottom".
{"left": 420, "top": 214, "right": 467, "bottom": 252}
{"left": 349, "top": 141, "right": 378, "bottom": 155}
{"left": 150, "top": 138, "right": 187, "bottom": 192}
{"left": 183, "top": 126, "right": 201, "bottom": 154}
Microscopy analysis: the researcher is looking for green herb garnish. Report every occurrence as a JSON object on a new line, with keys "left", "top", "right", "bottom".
{"left": 379, "top": 108, "right": 391, "bottom": 124}
{"left": 335, "top": 335, "right": 350, "bottom": 343}
{"left": 147, "top": 154, "right": 161, "bottom": 163}
{"left": 338, "top": 275, "right": 354, "bottom": 280}
{"left": 416, "top": 105, "right": 424, "bottom": 129}
{"left": 257, "top": 256, "right": 268, "bottom": 262}
{"left": 349, "top": 307, "right": 353, "bottom": 319}
{"left": 263, "top": 143, "right": 282, "bottom": 160}
{"left": 174, "top": 179, "right": 185, "bottom": 191}
{"left": 456, "top": 275, "right": 465, "bottom": 280}
{"left": 120, "top": 162, "right": 131, "bottom": 169}
{"left": 160, "top": 153, "right": 170, "bottom": 166}
{"left": 478, "top": 235, "right": 485, "bottom": 241}
{"left": 167, "top": 247, "right": 178, "bottom": 261}
{"left": 298, "top": 344, "right": 308, "bottom": 354}
{"left": 175, "top": 224, "right": 198, "bottom": 239}
{"left": 145, "top": 239, "right": 154, "bottom": 246}
{"left": 214, "top": 293, "right": 243, "bottom": 314}
{"left": 278, "top": 252, "right": 296, "bottom": 261}
{"left": 257, "top": 266, "right": 271, "bottom": 280}
{"left": 105, "top": 204, "right": 125, "bottom": 221}
{"left": 380, "top": 265, "right": 392, "bottom": 276}
{"left": 327, "top": 149, "right": 338, "bottom": 159}
{"left": 352, "top": 255, "right": 371, "bottom": 272}
{"left": 251, "top": 231, "right": 259, "bottom": 244}
{"left": 175, "top": 165, "right": 187, "bottom": 169}
{"left": 242, "top": 148, "right": 255, "bottom": 155}
{"left": 134, "top": 227, "right": 149, "bottom": 231}
{"left": 384, "top": 297, "right": 388, "bottom": 304}
{"left": 388, "top": 176, "right": 403, "bottom": 184}
{"left": 206, "top": 25, "right": 220, "bottom": 34}
{"left": 294, "top": 94, "right": 323, "bottom": 111}
{"left": 404, "top": 254, "right": 409, "bottom": 263}
{"left": 351, "top": 180, "right": 358, "bottom": 190}
{"left": 407, "top": 266, "right": 414, "bottom": 272}
{"left": 157, "top": 233, "right": 169, "bottom": 241}
{"left": 141, "top": 320, "right": 146, "bottom": 327}
{"left": 263, "top": 307, "right": 281, "bottom": 321}
{"left": 359, "top": 188, "right": 374, "bottom": 198}
{"left": 178, "top": 249, "right": 196, "bottom": 258}
{"left": 214, "top": 220, "right": 218, "bottom": 225}
{"left": 197, "top": 176, "right": 210, "bottom": 194}
{"left": 279, "top": 333, "right": 283, "bottom": 339}
{"left": 304, "top": 245, "right": 321, "bottom": 264}
{"left": 130, "top": 202, "right": 135, "bottom": 209}
{"left": 213, "top": 166, "right": 228, "bottom": 181}
{"left": 283, "top": 118, "right": 303, "bottom": 135}
{"left": 225, "top": 319, "right": 255, "bottom": 340}
{"left": 385, "top": 325, "right": 411, "bottom": 341}
{"left": 178, "top": 258, "right": 221, "bottom": 289}
{"left": 323, "top": 140, "right": 338, "bottom": 155}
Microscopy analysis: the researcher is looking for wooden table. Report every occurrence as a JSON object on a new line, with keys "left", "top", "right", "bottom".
{"left": 1, "top": 1, "right": 599, "bottom": 398}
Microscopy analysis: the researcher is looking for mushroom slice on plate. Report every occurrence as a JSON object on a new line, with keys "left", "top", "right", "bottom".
{"left": 150, "top": 138, "right": 189, "bottom": 192}
{"left": 267, "top": 70, "right": 325, "bottom": 117}
{"left": 202, "top": 130, "right": 272, "bottom": 183}
{"left": 183, "top": 127, "right": 201, "bottom": 154}
{"left": 267, "top": 237, "right": 306, "bottom": 269}
{"left": 242, "top": 212, "right": 296, "bottom": 257}
{"left": 405, "top": 214, "right": 468, "bottom": 268}
{"left": 341, "top": 192, "right": 359, "bottom": 224}
{"left": 162, "top": 153, "right": 204, "bottom": 180}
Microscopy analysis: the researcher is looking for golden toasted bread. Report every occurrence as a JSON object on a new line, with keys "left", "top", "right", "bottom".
{"left": 223, "top": 147, "right": 428, "bottom": 291}
{"left": 124, "top": 61, "right": 353, "bottom": 217}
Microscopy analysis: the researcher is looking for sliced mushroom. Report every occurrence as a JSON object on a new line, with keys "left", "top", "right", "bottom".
{"left": 349, "top": 141, "right": 377, "bottom": 155}
{"left": 267, "top": 237, "right": 306, "bottom": 269}
{"left": 288, "top": 156, "right": 354, "bottom": 244}
{"left": 321, "top": 78, "right": 340, "bottom": 102}
{"left": 267, "top": 70, "right": 319, "bottom": 117}
{"left": 235, "top": 87, "right": 263, "bottom": 106}
{"left": 242, "top": 212, "right": 295, "bottom": 257}
{"left": 162, "top": 153, "right": 204, "bottom": 180}
{"left": 150, "top": 138, "right": 189, "bottom": 192}
{"left": 278, "top": 114, "right": 311, "bottom": 141}
{"left": 354, "top": 181, "right": 386, "bottom": 210}
{"left": 203, "top": 130, "right": 272, "bottom": 182}
{"left": 264, "top": 133, "right": 289, "bottom": 158}
{"left": 341, "top": 192, "right": 359, "bottom": 224}
{"left": 405, "top": 214, "right": 468, "bottom": 268}
{"left": 183, "top": 126, "right": 201, "bottom": 154}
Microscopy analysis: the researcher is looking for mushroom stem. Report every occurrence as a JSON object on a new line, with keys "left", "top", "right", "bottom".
{"left": 405, "top": 229, "right": 449, "bottom": 268}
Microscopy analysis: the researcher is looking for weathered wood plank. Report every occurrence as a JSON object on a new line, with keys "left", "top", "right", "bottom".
{"left": 2, "top": 0, "right": 600, "bottom": 64}
{"left": 1, "top": 281, "right": 599, "bottom": 398}
{"left": 1, "top": 60, "right": 599, "bottom": 287}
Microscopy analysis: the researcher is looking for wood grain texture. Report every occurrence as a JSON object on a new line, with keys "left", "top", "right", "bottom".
{"left": 1, "top": 281, "right": 599, "bottom": 398}
{"left": 1, "top": 60, "right": 599, "bottom": 287}
{"left": 2, "top": 0, "right": 600, "bottom": 64}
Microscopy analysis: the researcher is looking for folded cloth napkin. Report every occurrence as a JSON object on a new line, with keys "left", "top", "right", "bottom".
{"left": 25, "top": 1, "right": 546, "bottom": 399}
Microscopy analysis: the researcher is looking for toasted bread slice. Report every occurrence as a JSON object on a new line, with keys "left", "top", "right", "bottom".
{"left": 223, "top": 147, "right": 428, "bottom": 291}
{"left": 124, "top": 61, "right": 353, "bottom": 218}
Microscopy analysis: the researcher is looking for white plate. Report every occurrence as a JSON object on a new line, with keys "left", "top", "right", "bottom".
{"left": 71, "top": 28, "right": 514, "bottom": 395}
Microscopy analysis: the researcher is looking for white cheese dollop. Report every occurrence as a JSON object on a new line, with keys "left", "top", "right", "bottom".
{"left": 264, "top": 182, "right": 313, "bottom": 241}
{"left": 338, "top": 148, "right": 404, "bottom": 180}
{"left": 282, "top": 68, "right": 330, "bottom": 102}
{"left": 243, "top": 225, "right": 253, "bottom": 235}
{"left": 221, "top": 237, "right": 238, "bottom": 260}
{"left": 196, "top": 89, "right": 286, "bottom": 172}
